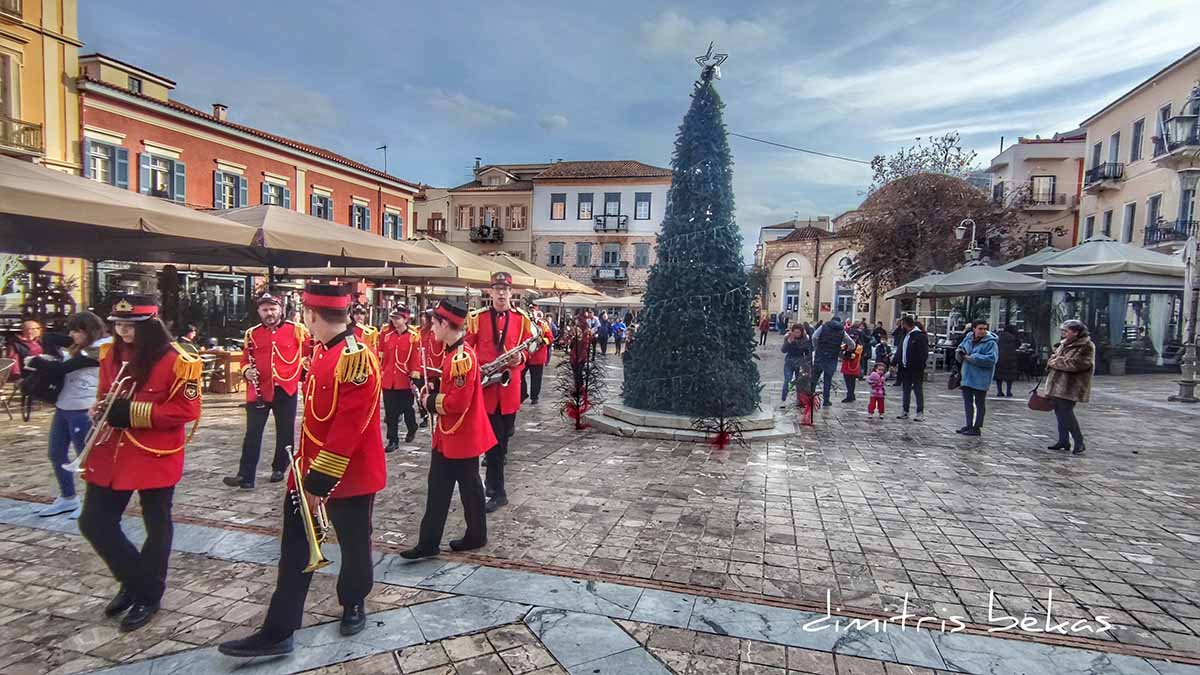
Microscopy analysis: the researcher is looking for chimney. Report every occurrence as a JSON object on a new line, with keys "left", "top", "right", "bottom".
{"left": 212, "top": 103, "right": 228, "bottom": 121}
{"left": 474, "top": 157, "right": 481, "bottom": 170}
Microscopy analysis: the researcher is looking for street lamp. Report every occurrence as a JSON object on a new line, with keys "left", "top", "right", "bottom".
{"left": 956, "top": 218, "right": 981, "bottom": 260}
{"left": 1164, "top": 83, "right": 1200, "bottom": 151}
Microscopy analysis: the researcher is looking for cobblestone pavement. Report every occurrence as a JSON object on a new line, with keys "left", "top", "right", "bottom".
{"left": 1, "top": 333, "right": 1198, "bottom": 672}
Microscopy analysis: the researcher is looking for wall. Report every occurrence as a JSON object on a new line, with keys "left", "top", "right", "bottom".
{"left": 531, "top": 180, "right": 669, "bottom": 234}
{"left": 762, "top": 235, "right": 894, "bottom": 323}
{"left": 533, "top": 235, "right": 656, "bottom": 290}
{"left": 990, "top": 141, "right": 1084, "bottom": 249}
{"left": 444, "top": 191, "right": 534, "bottom": 259}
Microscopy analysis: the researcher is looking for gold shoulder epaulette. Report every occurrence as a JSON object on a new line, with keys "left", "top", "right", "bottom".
{"left": 244, "top": 325, "right": 258, "bottom": 347}
{"left": 466, "top": 307, "right": 486, "bottom": 333}
{"left": 171, "top": 344, "right": 203, "bottom": 381}
{"left": 450, "top": 347, "right": 473, "bottom": 378}
{"left": 99, "top": 341, "right": 112, "bottom": 361}
{"left": 335, "top": 334, "right": 373, "bottom": 384}
{"left": 293, "top": 321, "right": 308, "bottom": 342}
{"left": 407, "top": 327, "right": 420, "bottom": 339}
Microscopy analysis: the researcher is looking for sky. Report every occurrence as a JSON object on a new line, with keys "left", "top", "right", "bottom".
{"left": 80, "top": 1, "right": 1200, "bottom": 262}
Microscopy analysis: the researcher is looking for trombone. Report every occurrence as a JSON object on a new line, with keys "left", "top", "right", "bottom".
{"left": 288, "top": 445, "right": 333, "bottom": 573}
{"left": 64, "top": 362, "right": 136, "bottom": 474}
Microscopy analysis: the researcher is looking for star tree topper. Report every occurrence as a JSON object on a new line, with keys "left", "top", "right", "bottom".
{"left": 695, "top": 41, "right": 728, "bottom": 81}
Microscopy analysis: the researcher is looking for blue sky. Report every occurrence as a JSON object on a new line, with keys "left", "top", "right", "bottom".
{"left": 81, "top": 1, "right": 1200, "bottom": 261}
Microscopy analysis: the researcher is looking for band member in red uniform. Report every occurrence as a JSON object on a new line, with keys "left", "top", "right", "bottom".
{"left": 351, "top": 302, "right": 379, "bottom": 351}
{"left": 219, "top": 283, "right": 386, "bottom": 658}
{"left": 521, "top": 309, "right": 554, "bottom": 405}
{"left": 379, "top": 303, "right": 422, "bottom": 450}
{"left": 224, "top": 292, "right": 310, "bottom": 488}
{"left": 466, "top": 271, "right": 534, "bottom": 513}
{"left": 77, "top": 294, "right": 202, "bottom": 632}
{"left": 418, "top": 308, "right": 443, "bottom": 429}
{"left": 401, "top": 300, "right": 494, "bottom": 559}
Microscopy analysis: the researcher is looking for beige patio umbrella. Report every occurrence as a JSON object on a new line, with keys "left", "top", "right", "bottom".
{"left": 484, "top": 251, "right": 599, "bottom": 295}
{"left": 402, "top": 238, "right": 538, "bottom": 289}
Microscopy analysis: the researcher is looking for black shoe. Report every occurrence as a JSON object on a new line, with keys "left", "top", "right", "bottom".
{"left": 399, "top": 546, "right": 440, "bottom": 560}
{"left": 269, "top": 470, "right": 285, "bottom": 483}
{"left": 962, "top": 428, "right": 981, "bottom": 436}
{"left": 119, "top": 603, "right": 159, "bottom": 632}
{"left": 896, "top": 412, "right": 909, "bottom": 419}
{"left": 1072, "top": 444, "right": 1086, "bottom": 455}
{"left": 405, "top": 429, "right": 417, "bottom": 443}
{"left": 485, "top": 496, "right": 508, "bottom": 513}
{"left": 340, "top": 604, "right": 367, "bottom": 636}
{"left": 485, "top": 486, "right": 496, "bottom": 499}
{"left": 481, "top": 455, "right": 488, "bottom": 467}
{"left": 385, "top": 440, "right": 399, "bottom": 453}
{"left": 530, "top": 398, "right": 539, "bottom": 405}
{"left": 956, "top": 426, "right": 971, "bottom": 434}
{"left": 1048, "top": 442, "right": 1070, "bottom": 451}
{"left": 104, "top": 586, "right": 134, "bottom": 617}
{"left": 218, "top": 631, "right": 295, "bottom": 658}
{"left": 223, "top": 475, "right": 253, "bottom": 489}
{"left": 419, "top": 417, "right": 428, "bottom": 429}
{"left": 449, "top": 537, "right": 487, "bottom": 552}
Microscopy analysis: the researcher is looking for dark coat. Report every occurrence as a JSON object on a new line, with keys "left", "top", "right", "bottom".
{"left": 994, "top": 331, "right": 1020, "bottom": 381}
{"left": 1041, "top": 335, "right": 1094, "bottom": 402}
{"left": 895, "top": 328, "right": 928, "bottom": 374}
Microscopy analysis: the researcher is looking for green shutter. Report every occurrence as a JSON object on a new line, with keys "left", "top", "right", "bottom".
{"left": 114, "top": 147, "right": 129, "bottom": 189}
{"left": 213, "top": 171, "right": 223, "bottom": 208}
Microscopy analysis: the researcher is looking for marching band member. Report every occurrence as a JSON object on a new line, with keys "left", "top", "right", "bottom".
{"left": 521, "top": 308, "right": 554, "bottom": 405}
{"left": 417, "top": 308, "right": 443, "bottom": 429}
{"left": 224, "top": 292, "right": 309, "bottom": 489}
{"left": 219, "top": 283, "right": 386, "bottom": 658}
{"left": 465, "top": 271, "right": 534, "bottom": 513}
{"left": 77, "top": 294, "right": 202, "bottom": 632}
{"left": 401, "top": 300, "right": 494, "bottom": 559}
{"left": 379, "top": 303, "right": 422, "bottom": 450}
{"left": 351, "top": 302, "right": 379, "bottom": 351}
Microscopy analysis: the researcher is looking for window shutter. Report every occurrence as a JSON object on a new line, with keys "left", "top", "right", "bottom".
{"left": 114, "top": 147, "right": 129, "bottom": 189}
{"left": 504, "top": 205, "right": 511, "bottom": 229}
{"left": 327, "top": 199, "right": 334, "bottom": 221}
{"left": 238, "top": 176, "right": 248, "bottom": 207}
{"left": 138, "top": 153, "right": 151, "bottom": 194}
{"left": 213, "top": 171, "right": 223, "bottom": 208}
{"left": 311, "top": 194, "right": 319, "bottom": 216}
{"left": 365, "top": 207, "right": 372, "bottom": 232}
{"left": 470, "top": 206, "right": 476, "bottom": 227}
{"left": 82, "top": 139, "right": 93, "bottom": 179}
{"left": 172, "top": 160, "right": 187, "bottom": 203}
{"left": 261, "top": 181, "right": 270, "bottom": 205}
{"left": 283, "top": 187, "right": 291, "bottom": 210}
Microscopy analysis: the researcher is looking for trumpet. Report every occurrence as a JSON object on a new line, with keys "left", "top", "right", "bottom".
{"left": 64, "top": 362, "right": 135, "bottom": 474}
{"left": 480, "top": 324, "right": 542, "bottom": 388}
{"left": 288, "top": 446, "right": 333, "bottom": 574}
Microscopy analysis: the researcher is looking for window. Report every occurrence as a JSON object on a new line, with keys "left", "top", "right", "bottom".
{"left": 482, "top": 205, "right": 499, "bottom": 228}
{"left": 604, "top": 192, "right": 621, "bottom": 216}
{"left": 128, "top": 76, "right": 142, "bottom": 94}
{"left": 575, "top": 242, "right": 592, "bottom": 267}
{"left": 83, "top": 140, "right": 129, "bottom": 189}
{"left": 634, "top": 243, "right": 651, "bottom": 268}
{"left": 1147, "top": 194, "right": 1162, "bottom": 229}
{"left": 1090, "top": 142, "right": 1102, "bottom": 169}
{"left": 1131, "top": 118, "right": 1144, "bottom": 162}
{"left": 1181, "top": 187, "right": 1195, "bottom": 223}
{"left": 1155, "top": 104, "right": 1171, "bottom": 157}
{"left": 351, "top": 203, "right": 371, "bottom": 231}
{"left": 383, "top": 211, "right": 403, "bottom": 239}
{"left": 507, "top": 205, "right": 527, "bottom": 230}
{"left": 577, "top": 193, "right": 593, "bottom": 220}
{"left": 602, "top": 243, "right": 619, "bottom": 265}
{"left": 1084, "top": 215, "right": 1095, "bottom": 239}
{"left": 1029, "top": 175, "right": 1055, "bottom": 203}
{"left": 635, "top": 192, "right": 651, "bottom": 220}
{"left": 457, "top": 205, "right": 472, "bottom": 230}
{"left": 261, "top": 182, "right": 290, "bottom": 207}
{"left": 485, "top": 175, "right": 502, "bottom": 186}
{"left": 550, "top": 193, "right": 566, "bottom": 220}
{"left": 213, "top": 172, "right": 248, "bottom": 209}
{"left": 1102, "top": 209, "right": 1113, "bottom": 237}
{"left": 0, "top": 53, "right": 12, "bottom": 117}
{"left": 311, "top": 194, "right": 333, "bottom": 220}
{"left": 1107, "top": 132, "right": 1120, "bottom": 164}
{"left": 547, "top": 242, "right": 565, "bottom": 267}
{"left": 139, "top": 153, "right": 185, "bottom": 203}
{"left": 1122, "top": 202, "right": 1136, "bottom": 243}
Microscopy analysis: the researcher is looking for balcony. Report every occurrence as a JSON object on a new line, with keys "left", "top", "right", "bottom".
{"left": 1144, "top": 220, "right": 1197, "bottom": 247}
{"left": 1083, "top": 162, "right": 1123, "bottom": 192}
{"left": 594, "top": 214, "right": 629, "bottom": 233}
{"left": 0, "top": 0, "right": 21, "bottom": 20}
{"left": 592, "top": 264, "right": 629, "bottom": 283}
{"left": 0, "top": 116, "right": 44, "bottom": 156}
{"left": 469, "top": 224, "right": 504, "bottom": 243}
{"left": 1024, "top": 191, "right": 1071, "bottom": 210}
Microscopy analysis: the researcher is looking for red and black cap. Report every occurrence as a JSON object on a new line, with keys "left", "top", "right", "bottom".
{"left": 108, "top": 294, "right": 159, "bottom": 322}
{"left": 389, "top": 303, "right": 410, "bottom": 318}
{"left": 490, "top": 271, "right": 513, "bottom": 288}
{"left": 434, "top": 300, "right": 468, "bottom": 328}
{"left": 350, "top": 302, "right": 370, "bottom": 315}
{"left": 255, "top": 291, "right": 282, "bottom": 307}
{"left": 302, "top": 283, "right": 352, "bottom": 310}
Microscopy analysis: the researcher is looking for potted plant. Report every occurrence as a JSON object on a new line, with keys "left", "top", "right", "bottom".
{"left": 1102, "top": 342, "right": 1132, "bottom": 376}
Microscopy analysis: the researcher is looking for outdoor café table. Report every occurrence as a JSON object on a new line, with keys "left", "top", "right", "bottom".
{"left": 202, "top": 349, "right": 244, "bottom": 394}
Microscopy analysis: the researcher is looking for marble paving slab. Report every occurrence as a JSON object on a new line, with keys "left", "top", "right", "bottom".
{"left": 453, "top": 566, "right": 643, "bottom": 618}
{"left": 525, "top": 607, "right": 638, "bottom": 667}
{"left": 630, "top": 588, "right": 697, "bottom": 629}
{"left": 565, "top": 647, "right": 673, "bottom": 675}
{"left": 408, "top": 594, "right": 530, "bottom": 642}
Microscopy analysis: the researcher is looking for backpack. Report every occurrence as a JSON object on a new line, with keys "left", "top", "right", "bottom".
{"left": 20, "top": 359, "right": 63, "bottom": 404}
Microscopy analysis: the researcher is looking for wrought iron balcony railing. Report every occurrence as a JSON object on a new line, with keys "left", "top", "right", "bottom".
{"left": 1144, "top": 220, "right": 1197, "bottom": 246}
{"left": 594, "top": 214, "right": 629, "bottom": 232}
{"left": 592, "top": 264, "right": 628, "bottom": 282}
{"left": 469, "top": 225, "right": 504, "bottom": 243}
{"left": 1027, "top": 190, "right": 1067, "bottom": 206}
{"left": 0, "top": 115, "right": 44, "bottom": 155}
{"left": 1084, "top": 162, "right": 1124, "bottom": 186}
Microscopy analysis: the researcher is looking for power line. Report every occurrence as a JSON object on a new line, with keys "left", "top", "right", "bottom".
{"left": 728, "top": 132, "right": 872, "bottom": 165}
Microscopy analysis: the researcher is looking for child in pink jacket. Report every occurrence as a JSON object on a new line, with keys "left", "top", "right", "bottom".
{"left": 866, "top": 362, "right": 887, "bottom": 418}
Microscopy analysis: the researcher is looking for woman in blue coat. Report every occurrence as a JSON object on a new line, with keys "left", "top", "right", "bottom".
{"left": 955, "top": 319, "right": 998, "bottom": 436}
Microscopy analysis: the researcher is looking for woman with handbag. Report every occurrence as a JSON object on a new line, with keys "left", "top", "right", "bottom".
{"left": 1040, "top": 320, "right": 1094, "bottom": 455}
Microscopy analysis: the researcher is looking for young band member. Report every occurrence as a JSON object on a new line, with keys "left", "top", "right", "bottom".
{"left": 379, "top": 303, "right": 422, "bottom": 450}
{"left": 466, "top": 272, "right": 534, "bottom": 513}
{"left": 521, "top": 309, "right": 554, "bottom": 405}
{"left": 417, "top": 308, "right": 443, "bottom": 429}
{"left": 219, "top": 283, "right": 386, "bottom": 658}
{"left": 224, "top": 292, "right": 309, "bottom": 488}
{"left": 351, "top": 302, "right": 379, "bottom": 351}
{"left": 77, "top": 294, "right": 202, "bottom": 632}
{"left": 401, "top": 300, "right": 494, "bottom": 559}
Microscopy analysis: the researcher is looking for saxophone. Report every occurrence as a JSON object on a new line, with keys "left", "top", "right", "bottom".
{"left": 480, "top": 323, "right": 542, "bottom": 388}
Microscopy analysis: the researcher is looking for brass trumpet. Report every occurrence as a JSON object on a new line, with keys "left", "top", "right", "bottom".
{"left": 288, "top": 445, "right": 333, "bottom": 573}
{"left": 64, "top": 362, "right": 136, "bottom": 474}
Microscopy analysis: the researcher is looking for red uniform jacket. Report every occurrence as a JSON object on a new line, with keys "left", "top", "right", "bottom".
{"left": 240, "top": 321, "right": 309, "bottom": 403}
{"left": 525, "top": 319, "right": 554, "bottom": 367}
{"left": 432, "top": 340, "right": 496, "bottom": 459}
{"left": 420, "top": 327, "right": 445, "bottom": 377}
{"left": 294, "top": 330, "right": 386, "bottom": 499}
{"left": 353, "top": 323, "right": 379, "bottom": 352}
{"left": 379, "top": 325, "right": 421, "bottom": 390}
{"left": 85, "top": 343, "right": 203, "bottom": 491}
{"left": 465, "top": 307, "right": 534, "bottom": 415}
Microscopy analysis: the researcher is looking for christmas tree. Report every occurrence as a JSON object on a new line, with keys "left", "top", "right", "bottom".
{"left": 622, "top": 45, "right": 761, "bottom": 417}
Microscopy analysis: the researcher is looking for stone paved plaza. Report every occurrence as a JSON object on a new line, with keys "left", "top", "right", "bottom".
{"left": 0, "top": 333, "right": 1198, "bottom": 674}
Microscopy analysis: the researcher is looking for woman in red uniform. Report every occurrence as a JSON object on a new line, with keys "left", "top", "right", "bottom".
{"left": 379, "top": 304, "right": 422, "bottom": 449}
{"left": 77, "top": 294, "right": 202, "bottom": 632}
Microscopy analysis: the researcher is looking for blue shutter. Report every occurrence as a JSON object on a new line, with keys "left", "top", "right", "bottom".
{"left": 261, "top": 181, "right": 270, "bottom": 205}
{"left": 82, "top": 139, "right": 93, "bottom": 179}
{"left": 365, "top": 207, "right": 372, "bottom": 232}
{"left": 328, "top": 199, "right": 335, "bottom": 221}
{"left": 114, "top": 147, "right": 129, "bottom": 189}
{"left": 238, "top": 176, "right": 248, "bottom": 208}
{"left": 213, "top": 171, "right": 223, "bottom": 208}
{"left": 138, "top": 153, "right": 151, "bottom": 194}
{"left": 397, "top": 211, "right": 405, "bottom": 239}
{"left": 282, "top": 187, "right": 291, "bottom": 209}
{"left": 310, "top": 194, "right": 319, "bottom": 216}
{"left": 172, "top": 160, "right": 187, "bottom": 203}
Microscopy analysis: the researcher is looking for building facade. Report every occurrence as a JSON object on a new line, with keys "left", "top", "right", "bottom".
{"left": 987, "top": 131, "right": 1085, "bottom": 251}
{"left": 1078, "top": 46, "right": 1200, "bottom": 252}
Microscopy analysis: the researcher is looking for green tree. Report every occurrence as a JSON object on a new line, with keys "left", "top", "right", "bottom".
{"left": 622, "top": 60, "right": 761, "bottom": 416}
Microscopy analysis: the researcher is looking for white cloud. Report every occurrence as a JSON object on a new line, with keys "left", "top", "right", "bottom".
{"left": 640, "top": 9, "right": 785, "bottom": 57}
{"left": 538, "top": 113, "right": 569, "bottom": 131}
{"left": 406, "top": 86, "right": 517, "bottom": 127}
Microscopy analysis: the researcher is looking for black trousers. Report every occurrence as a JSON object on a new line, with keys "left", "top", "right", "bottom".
{"left": 900, "top": 370, "right": 924, "bottom": 413}
{"left": 485, "top": 412, "right": 516, "bottom": 498}
{"left": 598, "top": 337, "right": 609, "bottom": 354}
{"left": 382, "top": 388, "right": 417, "bottom": 442}
{"left": 758, "top": 331, "right": 768, "bottom": 346}
{"left": 1053, "top": 398, "right": 1083, "bottom": 446}
{"left": 842, "top": 374, "right": 858, "bottom": 400}
{"left": 417, "top": 450, "right": 486, "bottom": 549}
{"left": 962, "top": 386, "right": 986, "bottom": 429}
{"left": 521, "top": 365, "right": 545, "bottom": 403}
{"left": 78, "top": 483, "right": 174, "bottom": 606}
{"left": 237, "top": 387, "right": 297, "bottom": 482}
{"left": 263, "top": 493, "right": 375, "bottom": 640}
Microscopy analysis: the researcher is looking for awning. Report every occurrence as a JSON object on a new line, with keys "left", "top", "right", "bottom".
{"left": 597, "top": 294, "right": 644, "bottom": 308}
{"left": 884, "top": 262, "right": 1044, "bottom": 299}
{"left": 999, "top": 246, "right": 1061, "bottom": 270}
{"left": 1009, "top": 236, "right": 1184, "bottom": 276}
{"left": 532, "top": 293, "right": 603, "bottom": 308}
{"left": 883, "top": 271, "right": 946, "bottom": 300}
{"left": 484, "top": 251, "right": 599, "bottom": 295}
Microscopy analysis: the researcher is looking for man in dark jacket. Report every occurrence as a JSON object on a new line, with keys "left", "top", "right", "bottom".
{"left": 779, "top": 324, "right": 811, "bottom": 408}
{"left": 895, "top": 316, "right": 928, "bottom": 420}
{"left": 810, "top": 317, "right": 855, "bottom": 408}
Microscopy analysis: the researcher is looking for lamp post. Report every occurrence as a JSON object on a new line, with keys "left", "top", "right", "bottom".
{"left": 1170, "top": 167, "right": 1200, "bottom": 403}
{"left": 955, "top": 218, "right": 981, "bottom": 261}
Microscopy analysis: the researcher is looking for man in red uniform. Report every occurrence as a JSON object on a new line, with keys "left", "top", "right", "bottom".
{"left": 466, "top": 271, "right": 534, "bottom": 513}
{"left": 351, "top": 302, "right": 379, "bottom": 351}
{"left": 417, "top": 308, "right": 443, "bottom": 428}
{"left": 401, "top": 300, "right": 495, "bottom": 559}
{"left": 78, "top": 294, "right": 202, "bottom": 632}
{"left": 224, "top": 292, "right": 310, "bottom": 488}
{"left": 521, "top": 308, "right": 554, "bottom": 405}
{"left": 379, "top": 303, "right": 421, "bottom": 450}
{"left": 220, "top": 283, "right": 386, "bottom": 658}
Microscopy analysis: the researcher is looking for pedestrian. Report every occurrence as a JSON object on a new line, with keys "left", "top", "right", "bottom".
{"left": 890, "top": 319, "right": 905, "bottom": 387}
{"left": 811, "top": 316, "right": 855, "bottom": 408}
{"left": 6, "top": 319, "right": 44, "bottom": 380}
{"left": 28, "top": 311, "right": 107, "bottom": 519}
{"left": 873, "top": 334, "right": 893, "bottom": 378}
{"left": 379, "top": 304, "right": 421, "bottom": 450}
{"left": 840, "top": 339, "right": 863, "bottom": 403}
{"left": 597, "top": 312, "right": 612, "bottom": 355}
{"left": 758, "top": 314, "right": 770, "bottom": 346}
{"left": 1041, "top": 320, "right": 1094, "bottom": 455}
{"left": 521, "top": 310, "right": 553, "bottom": 405}
{"left": 955, "top": 319, "right": 998, "bottom": 436}
{"left": 611, "top": 315, "right": 627, "bottom": 355}
{"left": 895, "top": 316, "right": 928, "bottom": 421}
{"left": 872, "top": 321, "right": 888, "bottom": 345}
{"left": 177, "top": 324, "right": 200, "bottom": 355}
{"left": 779, "top": 324, "right": 811, "bottom": 409}
{"left": 994, "top": 325, "right": 1019, "bottom": 397}
{"left": 866, "top": 362, "right": 887, "bottom": 418}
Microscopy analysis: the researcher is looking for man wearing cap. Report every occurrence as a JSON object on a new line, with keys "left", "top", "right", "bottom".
{"left": 400, "top": 300, "right": 494, "bottom": 559}
{"left": 77, "top": 294, "right": 203, "bottom": 632}
{"left": 351, "top": 302, "right": 379, "bottom": 351}
{"left": 521, "top": 309, "right": 554, "bottom": 405}
{"left": 465, "top": 271, "right": 534, "bottom": 513}
{"left": 379, "top": 303, "right": 422, "bottom": 450}
{"left": 220, "top": 283, "right": 386, "bottom": 658}
{"left": 224, "top": 292, "right": 310, "bottom": 489}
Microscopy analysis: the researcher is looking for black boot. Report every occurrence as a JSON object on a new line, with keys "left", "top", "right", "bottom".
{"left": 119, "top": 603, "right": 159, "bottom": 632}
{"left": 1072, "top": 443, "right": 1086, "bottom": 455}
{"left": 1047, "top": 441, "right": 1070, "bottom": 450}
{"left": 449, "top": 537, "right": 487, "bottom": 552}
{"left": 399, "top": 545, "right": 440, "bottom": 560}
{"left": 385, "top": 440, "right": 399, "bottom": 453}
{"left": 405, "top": 429, "right": 417, "bottom": 443}
{"left": 104, "top": 586, "right": 134, "bottom": 617}
{"left": 218, "top": 631, "right": 295, "bottom": 658}
{"left": 269, "top": 470, "right": 285, "bottom": 483}
{"left": 223, "top": 475, "right": 253, "bottom": 489}
{"left": 485, "top": 495, "right": 508, "bottom": 513}
{"left": 340, "top": 603, "right": 367, "bottom": 636}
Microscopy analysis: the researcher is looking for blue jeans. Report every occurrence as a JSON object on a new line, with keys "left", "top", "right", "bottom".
{"left": 815, "top": 361, "right": 837, "bottom": 404}
{"left": 782, "top": 362, "right": 797, "bottom": 401}
{"left": 49, "top": 408, "right": 91, "bottom": 498}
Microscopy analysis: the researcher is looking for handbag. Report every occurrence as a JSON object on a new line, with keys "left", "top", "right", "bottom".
{"left": 1028, "top": 379, "right": 1054, "bottom": 412}
{"left": 947, "top": 363, "right": 961, "bottom": 390}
